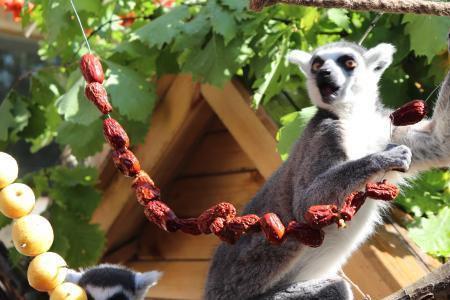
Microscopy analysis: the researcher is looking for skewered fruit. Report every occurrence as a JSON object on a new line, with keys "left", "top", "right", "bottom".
{"left": 49, "top": 282, "right": 88, "bottom": 300}
{"left": 12, "top": 215, "right": 54, "bottom": 256}
{"left": 27, "top": 252, "right": 67, "bottom": 292}
{"left": 0, "top": 152, "right": 18, "bottom": 189}
{"left": 0, "top": 183, "right": 35, "bottom": 218}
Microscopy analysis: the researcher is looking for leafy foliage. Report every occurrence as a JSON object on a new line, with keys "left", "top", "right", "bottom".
{"left": 1, "top": 0, "right": 450, "bottom": 268}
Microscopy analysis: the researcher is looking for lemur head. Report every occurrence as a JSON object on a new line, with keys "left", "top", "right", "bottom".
{"left": 287, "top": 41, "right": 395, "bottom": 111}
{"left": 65, "top": 264, "right": 162, "bottom": 300}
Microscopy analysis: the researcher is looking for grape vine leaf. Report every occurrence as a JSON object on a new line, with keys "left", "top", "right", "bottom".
{"left": 327, "top": 9, "right": 350, "bottom": 30}
{"left": 134, "top": 6, "right": 190, "bottom": 49}
{"left": 221, "top": 0, "right": 248, "bottom": 11}
{"left": 182, "top": 35, "right": 242, "bottom": 86}
{"left": 276, "top": 106, "right": 317, "bottom": 160}
{"left": 50, "top": 185, "right": 101, "bottom": 221}
{"left": 0, "top": 92, "right": 30, "bottom": 141}
{"left": 172, "top": 13, "right": 210, "bottom": 52}
{"left": 50, "top": 206, "right": 105, "bottom": 268}
{"left": 56, "top": 120, "right": 104, "bottom": 159}
{"left": 403, "top": 14, "right": 450, "bottom": 63}
{"left": 207, "top": 1, "right": 237, "bottom": 44}
{"left": 55, "top": 76, "right": 101, "bottom": 126}
{"left": 408, "top": 206, "right": 450, "bottom": 257}
{"left": 49, "top": 166, "right": 98, "bottom": 187}
{"left": 104, "top": 61, "right": 156, "bottom": 122}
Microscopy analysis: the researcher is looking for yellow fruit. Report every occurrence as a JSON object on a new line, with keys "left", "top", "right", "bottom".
{"left": 49, "top": 283, "right": 87, "bottom": 300}
{"left": 12, "top": 215, "right": 54, "bottom": 256}
{"left": 27, "top": 252, "right": 67, "bottom": 292}
{"left": 0, "top": 152, "right": 18, "bottom": 189}
{"left": 0, "top": 183, "right": 35, "bottom": 218}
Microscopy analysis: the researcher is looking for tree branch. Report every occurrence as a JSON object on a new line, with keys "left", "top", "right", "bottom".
{"left": 249, "top": 0, "right": 450, "bottom": 16}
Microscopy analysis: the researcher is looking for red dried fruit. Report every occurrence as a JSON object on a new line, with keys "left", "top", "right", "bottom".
{"left": 365, "top": 180, "right": 399, "bottom": 201}
{"left": 304, "top": 205, "right": 339, "bottom": 229}
{"left": 390, "top": 100, "right": 426, "bottom": 126}
{"left": 85, "top": 82, "right": 112, "bottom": 114}
{"left": 119, "top": 12, "right": 136, "bottom": 27}
{"left": 103, "top": 118, "right": 130, "bottom": 150}
{"left": 286, "top": 221, "right": 324, "bottom": 248}
{"left": 176, "top": 218, "right": 201, "bottom": 235}
{"left": 80, "top": 54, "right": 104, "bottom": 83}
{"left": 144, "top": 201, "right": 179, "bottom": 232}
{"left": 209, "top": 218, "right": 238, "bottom": 244}
{"left": 112, "top": 148, "right": 141, "bottom": 177}
{"left": 227, "top": 214, "right": 261, "bottom": 236}
{"left": 340, "top": 191, "right": 367, "bottom": 222}
{"left": 259, "top": 213, "right": 285, "bottom": 245}
{"left": 132, "top": 171, "right": 160, "bottom": 206}
{"left": 197, "top": 203, "right": 237, "bottom": 234}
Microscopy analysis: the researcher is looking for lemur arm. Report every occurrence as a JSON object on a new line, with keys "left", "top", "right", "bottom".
{"left": 293, "top": 145, "right": 411, "bottom": 218}
{"left": 391, "top": 72, "right": 450, "bottom": 171}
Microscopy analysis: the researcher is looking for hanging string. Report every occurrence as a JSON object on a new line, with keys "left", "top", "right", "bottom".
{"left": 358, "top": 13, "right": 384, "bottom": 45}
{"left": 69, "top": 0, "right": 92, "bottom": 53}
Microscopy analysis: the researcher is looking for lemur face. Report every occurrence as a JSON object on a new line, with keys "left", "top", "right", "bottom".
{"left": 287, "top": 41, "right": 396, "bottom": 109}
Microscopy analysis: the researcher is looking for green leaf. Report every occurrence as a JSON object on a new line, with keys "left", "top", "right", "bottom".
{"left": 50, "top": 185, "right": 101, "bottom": 221}
{"left": 327, "top": 9, "right": 350, "bottom": 30}
{"left": 55, "top": 76, "right": 101, "bottom": 125}
{"left": 0, "top": 92, "right": 30, "bottom": 141}
{"left": 134, "top": 6, "right": 190, "bottom": 49}
{"left": 50, "top": 207, "right": 105, "bottom": 268}
{"left": 56, "top": 120, "right": 104, "bottom": 159}
{"left": 396, "top": 170, "right": 450, "bottom": 217}
{"left": 104, "top": 61, "right": 156, "bottom": 122}
{"left": 207, "top": 1, "right": 237, "bottom": 44}
{"left": 182, "top": 34, "right": 242, "bottom": 86}
{"left": 221, "top": 0, "right": 248, "bottom": 11}
{"left": 408, "top": 207, "right": 450, "bottom": 257}
{"left": 172, "top": 13, "right": 210, "bottom": 52}
{"left": 403, "top": 14, "right": 450, "bottom": 63}
{"left": 49, "top": 166, "right": 98, "bottom": 187}
{"left": 276, "top": 106, "right": 317, "bottom": 160}
{"left": 253, "top": 33, "right": 290, "bottom": 107}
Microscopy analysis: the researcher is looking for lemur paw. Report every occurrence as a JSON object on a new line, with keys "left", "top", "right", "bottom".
{"left": 381, "top": 144, "right": 412, "bottom": 172}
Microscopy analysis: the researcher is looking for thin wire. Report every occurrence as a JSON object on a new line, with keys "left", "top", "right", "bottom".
{"left": 69, "top": 0, "right": 92, "bottom": 53}
{"left": 358, "top": 13, "right": 384, "bottom": 45}
{"left": 424, "top": 82, "right": 442, "bottom": 103}
{"left": 339, "top": 269, "right": 371, "bottom": 300}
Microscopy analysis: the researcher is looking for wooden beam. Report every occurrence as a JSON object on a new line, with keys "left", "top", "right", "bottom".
{"left": 201, "top": 82, "right": 282, "bottom": 179}
{"left": 102, "top": 240, "right": 138, "bottom": 264}
{"left": 92, "top": 75, "right": 203, "bottom": 233}
{"left": 128, "top": 260, "right": 209, "bottom": 300}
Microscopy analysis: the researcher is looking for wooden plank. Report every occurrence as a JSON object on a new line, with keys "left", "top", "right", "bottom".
{"left": 179, "top": 131, "right": 255, "bottom": 176}
{"left": 167, "top": 171, "right": 264, "bottom": 217}
{"left": 128, "top": 260, "right": 209, "bottom": 300}
{"left": 201, "top": 82, "right": 282, "bottom": 179}
{"left": 105, "top": 99, "right": 215, "bottom": 250}
{"left": 91, "top": 75, "right": 200, "bottom": 234}
{"left": 102, "top": 240, "right": 138, "bottom": 264}
{"left": 138, "top": 224, "right": 220, "bottom": 260}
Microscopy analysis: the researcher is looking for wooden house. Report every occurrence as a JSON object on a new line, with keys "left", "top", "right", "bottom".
{"left": 91, "top": 75, "right": 441, "bottom": 299}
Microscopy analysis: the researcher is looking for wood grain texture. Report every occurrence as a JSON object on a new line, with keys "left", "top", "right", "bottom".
{"left": 201, "top": 82, "right": 282, "bottom": 179}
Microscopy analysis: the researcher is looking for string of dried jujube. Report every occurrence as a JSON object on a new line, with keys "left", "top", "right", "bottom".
{"left": 79, "top": 53, "right": 407, "bottom": 248}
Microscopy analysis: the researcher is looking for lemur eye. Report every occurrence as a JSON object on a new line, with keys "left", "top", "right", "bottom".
{"left": 345, "top": 59, "right": 357, "bottom": 70}
{"left": 311, "top": 60, "right": 323, "bottom": 72}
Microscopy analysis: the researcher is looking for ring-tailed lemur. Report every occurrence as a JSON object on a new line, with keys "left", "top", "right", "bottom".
{"left": 65, "top": 264, "right": 161, "bottom": 300}
{"left": 205, "top": 35, "right": 450, "bottom": 300}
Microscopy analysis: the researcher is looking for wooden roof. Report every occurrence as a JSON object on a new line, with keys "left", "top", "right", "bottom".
{"left": 92, "top": 75, "right": 441, "bottom": 300}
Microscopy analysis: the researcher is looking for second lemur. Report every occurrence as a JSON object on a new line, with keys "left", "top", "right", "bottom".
{"left": 205, "top": 35, "right": 450, "bottom": 299}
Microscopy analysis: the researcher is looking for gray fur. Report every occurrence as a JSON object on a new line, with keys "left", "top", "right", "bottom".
{"left": 205, "top": 36, "right": 450, "bottom": 300}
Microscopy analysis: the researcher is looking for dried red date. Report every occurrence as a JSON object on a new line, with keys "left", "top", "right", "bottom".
{"left": 144, "top": 201, "right": 179, "bottom": 232}
{"left": 365, "top": 180, "right": 399, "bottom": 201}
{"left": 112, "top": 148, "right": 141, "bottom": 177}
{"left": 340, "top": 191, "right": 367, "bottom": 222}
{"left": 176, "top": 218, "right": 201, "bottom": 235}
{"left": 132, "top": 171, "right": 160, "bottom": 206}
{"left": 304, "top": 205, "right": 339, "bottom": 229}
{"left": 227, "top": 214, "right": 260, "bottom": 236}
{"left": 390, "top": 100, "right": 426, "bottom": 126}
{"left": 286, "top": 221, "right": 324, "bottom": 248}
{"left": 80, "top": 54, "right": 104, "bottom": 83}
{"left": 209, "top": 218, "right": 238, "bottom": 244}
{"left": 85, "top": 82, "right": 112, "bottom": 114}
{"left": 197, "top": 203, "right": 236, "bottom": 234}
{"left": 259, "top": 213, "right": 285, "bottom": 245}
{"left": 103, "top": 118, "right": 130, "bottom": 149}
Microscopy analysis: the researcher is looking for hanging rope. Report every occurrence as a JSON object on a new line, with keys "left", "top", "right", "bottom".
{"left": 249, "top": 0, "right": 450, "bottom": 16}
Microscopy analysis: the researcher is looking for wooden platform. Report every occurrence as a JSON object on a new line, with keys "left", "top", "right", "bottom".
{"left": 94, "top": 75, "right": 441, "bottom": 300}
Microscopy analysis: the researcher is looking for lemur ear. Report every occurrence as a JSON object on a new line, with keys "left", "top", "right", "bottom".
{"left": 287, "top": 50, "right": 312, "bottom": 75}
{"left": 364, "top": 43, "right": 396, "bottom": 74}
{"left": 65, "top": 269, "right": 83, "bottom": 284}
{"left": 135, "top": 271, "right": 163, "bottom": 290}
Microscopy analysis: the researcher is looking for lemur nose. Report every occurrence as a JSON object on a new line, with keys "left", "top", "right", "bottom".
{"left": 318, "top": 69, "right": 331, "bottom": 77}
